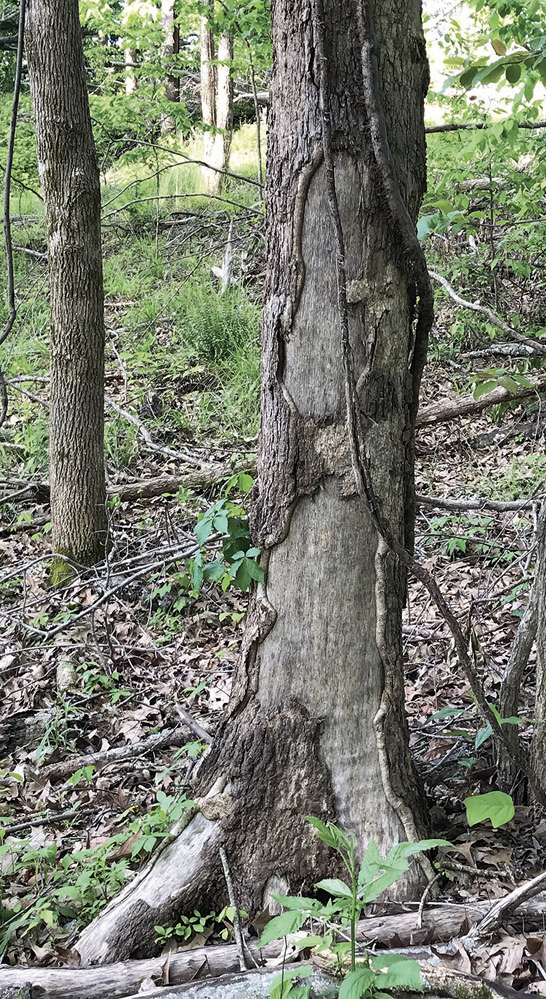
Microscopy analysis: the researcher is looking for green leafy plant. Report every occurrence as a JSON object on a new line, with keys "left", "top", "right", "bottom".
{"left": 464, "top": 790, "right": 515, "bottom": 827}
{"left": 260, "top": 820, "right": 449, "bottom": 999}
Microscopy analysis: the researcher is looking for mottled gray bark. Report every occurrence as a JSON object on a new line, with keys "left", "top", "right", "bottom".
{"left": 26, "top": 0, "right": 107, "bottom": 572}
{"left": 207, "top": 31, "right": 234, "bottom": 192}
{"left": 200, "top": 0, "right": 216, "bottom": 172}
{"left": 200, "top": 0, "right": 432, "bottom": 899}
{"left": 74, "top": 0, "right": 431, "bottom": 964}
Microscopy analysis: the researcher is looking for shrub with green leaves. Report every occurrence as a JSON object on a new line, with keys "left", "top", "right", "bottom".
{"left": 260, "top": 819, "right": 449, "bottom": 999}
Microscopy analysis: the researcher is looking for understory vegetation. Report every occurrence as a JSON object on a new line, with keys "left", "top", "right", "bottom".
{"left": 1, "top": 1, "right": 546, "bottom": 995}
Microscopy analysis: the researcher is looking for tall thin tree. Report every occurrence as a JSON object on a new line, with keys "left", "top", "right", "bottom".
{"left": 26, "top": 0, "right": 107, "bottom": 575}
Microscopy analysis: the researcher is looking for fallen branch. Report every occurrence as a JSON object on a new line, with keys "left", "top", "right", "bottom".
{"left": 465, "top": 869, "right": 546, "bottom": 949}
{"left": 107, "top": 463, "right": 243, "bottom": 502}
{"left": 429, "top": 269, "right": 546, "bottom": 357}
{"left": 417, "top": 372, "right": 546, "bottom": 427}
{"left": 425, "top": 118, "right": 546, "bottom": 134}
{"left": 35, "top": 722, "right": 197, "bottom": 782}
{"left": 105, "top": 396, "right": 203, "bottom": 467}
{"left": 416, "top": 492, "right": 540, "bottom": 513}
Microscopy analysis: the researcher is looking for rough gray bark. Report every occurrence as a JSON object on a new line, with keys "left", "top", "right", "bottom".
{"left": 25, "top": 0, "right": 107, "bottom": 572}
{"left": 74, "top": 0, "right": 431, "bottom": 965}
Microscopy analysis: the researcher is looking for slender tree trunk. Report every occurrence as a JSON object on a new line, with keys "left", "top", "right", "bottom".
{"left": 161, "top": 0, "right": 179, "bottom": 130}
{"left": 74, "top": 0, "right": 432, "bottom": 964}
{"left": 207, "top": 30, "right": 234, "bottom": 193}
{"left": 26, "top": 0, "right": 107, "bottom": 575}
{"left": 200, "top": 0, "right": 216, "bottom": 179}
{"left": 125, "top": 48, "right": 138, "bottom": 94}
{"left": 530, "top": 506, "right": 546, "bottom": 789}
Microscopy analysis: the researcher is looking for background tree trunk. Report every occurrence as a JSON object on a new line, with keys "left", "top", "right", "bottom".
{"left": 26, "top": 0, "right": 107, "bottom": 575}
{"left": 207, "top": 31, "right": 234, "bottom": 193}
{"left": 74, "top": 0, "right": 432, "bottom": 963}
{"left": 161, "top": 0, "right": 179, "bottom": 130}
{"left": 125, "top": 48, "right": 138, "bottom": 94}
{"left": 200, "top": 0, "right": 216, "bottom": 180}
{"left": 530, "top": 506, "right": 546, "bottom": 788}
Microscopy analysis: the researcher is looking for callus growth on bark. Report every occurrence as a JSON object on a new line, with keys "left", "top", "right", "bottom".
{"left": 75, "top": 0, "right": 434, "bottom": 964}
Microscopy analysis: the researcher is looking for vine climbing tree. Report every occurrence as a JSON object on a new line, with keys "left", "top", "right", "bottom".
{"left": 74, "top": 0, "right": 435, "bottom": 963}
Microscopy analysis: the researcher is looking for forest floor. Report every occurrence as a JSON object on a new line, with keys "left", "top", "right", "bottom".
{"left": 0, "top": 128, "right": 546, "bottom": 988}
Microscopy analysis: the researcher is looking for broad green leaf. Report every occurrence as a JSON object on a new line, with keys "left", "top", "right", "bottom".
{"left": 259, "top": 909, "right": 307, "bottom": 946}
{"left": 473, "top": 379, "right": 498, "bottom": 400}
{"left": 491, "top": 38, "right": 507, "bottom": 56}
{"left": 238, "top": 472, "right": 254, "bottom": 493}
{"left": 295, "top": 934, "right": 324, "bottom": 949}
{"left": 372, "top": 956, "right": 424, "bottom": 991}
{"left": 506, "top": 63, "right": 522, "bottom": 84}
{"left": 465, "top": 791, "right": 515, "bottom": 828}
{"left": 315, "top": 878, "right": 353, "bottom": 899}
{"left": 338, "top": 967, "right": 375, "bottom": 999}
{"left": 270, "top": 966, "right": 313, "bottom": 999}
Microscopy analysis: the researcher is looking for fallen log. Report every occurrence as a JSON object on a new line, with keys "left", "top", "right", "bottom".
{"left": 3, "top": 902, "right": 542, "bottom": 999}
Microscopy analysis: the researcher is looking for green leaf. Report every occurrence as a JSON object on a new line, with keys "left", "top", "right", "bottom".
{"left": 295, "top": 935, "right": 324, "bottom": 949}
{"left": 428, "top": 706, "right": 467, "bottom": 722}
{"left": 465, "top": 791, "right": 515, "bottom": 828}
{"left": 506, "top": 63, "right": 522, "bottom": 83}
{"left": 305, "top": 816, "right": 339, "bottom": 847}
{"left": 270, "top": 966, "right": 313, "bottom": 999}
{"left": 238, "top": 472, "right": 254, "bottom": 493}
{"left": 338, "top": 967, "right": 376, "bottom": 999}
{"left": 473, "top": 379, "right": 498, "bottom": 400}
{"left": 372, "top": 956, "right": 423, "bottom": 991}
{"left": 315, "top": 878, "right": 353, "bottom": 898}
{"left": 259, "top": 910, "right": 307, "bottom": 947}
{"left": 194, "top": 518, "right": 213, "bottom": 546}
{"left": 475, "top": 723, "right": 493, "bottom": 749}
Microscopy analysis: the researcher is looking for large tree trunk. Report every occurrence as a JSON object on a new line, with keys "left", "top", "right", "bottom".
{"left": 75, "top": 0, "right": 431, "bottom": 965}
{"left": 199, "top": 0, "right": 431, "bottom": 892}
{"left": 26, "top": 0, "right": 107, "bottom": 574}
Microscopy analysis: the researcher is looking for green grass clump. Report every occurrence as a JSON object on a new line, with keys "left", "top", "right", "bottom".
{"left": 174, "top": 284, "right": 260, "bottom": 363}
